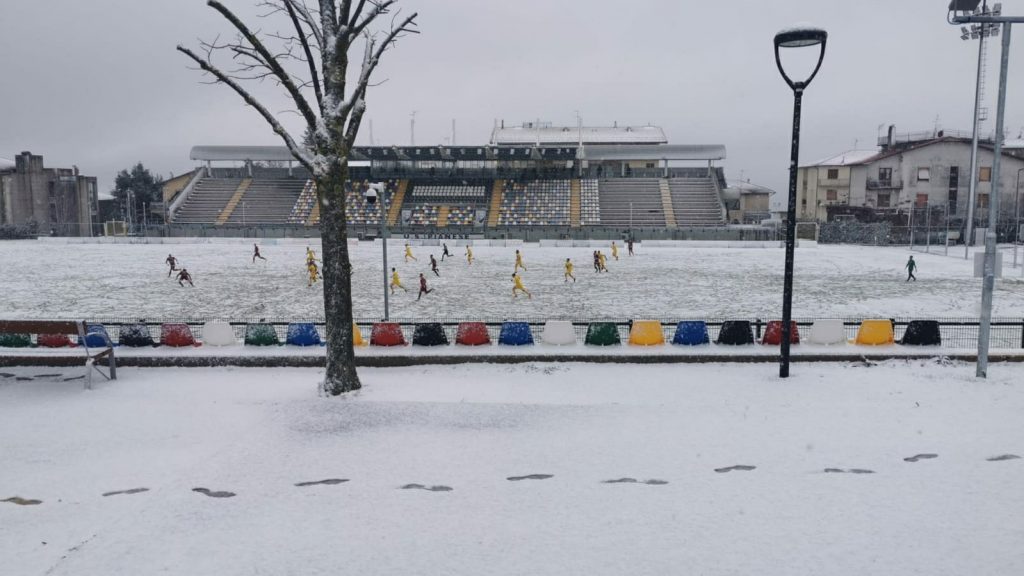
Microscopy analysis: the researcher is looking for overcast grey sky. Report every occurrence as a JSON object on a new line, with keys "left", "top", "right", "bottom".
{"left": 1, "top": 0, "right": 1021, "bottom": 196}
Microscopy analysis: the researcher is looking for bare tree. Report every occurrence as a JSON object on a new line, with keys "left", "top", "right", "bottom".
{"left": 178, "top": 1, "right": 418, "bottom": 395}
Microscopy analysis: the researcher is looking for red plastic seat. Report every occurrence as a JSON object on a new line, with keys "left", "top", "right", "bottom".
{"left": 36, "top": 333, "right": 75, "bottom": 348}
{"left": 456, "top": 322, "right": 491, "bottom": 346}
{"left": 761, "top": 321, "right": 800, "bottom": 345}
{"left": 161, "top": 323, "right": 200, "bottom": 347}
{"left": 370, "top": 323, "right": 407, "bottom": 347}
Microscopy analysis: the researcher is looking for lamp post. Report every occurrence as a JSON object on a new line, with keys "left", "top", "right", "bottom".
{"left": 366, "top": 183, "right": 390, "bottom": 320}
{"left": 1014, "top": 168, "right": 1023, "bottom": 267}
{"left": 948, "top": 0, "right": 1023, "bottom": 377}
{"left": 774, "top": 25, "right": 828, "bottom": 378}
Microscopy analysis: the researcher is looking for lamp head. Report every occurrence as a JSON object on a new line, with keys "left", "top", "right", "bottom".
{"left": 774, "top": 25, "right": 828, "bottom": 91}
{"left": 948, "top": 0, "right": 982, "bottom": 12}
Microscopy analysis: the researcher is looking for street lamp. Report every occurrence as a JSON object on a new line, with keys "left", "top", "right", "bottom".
{"left": 774, "top": 24, "right": 828, "bottom": 378}
{"left": 948, "top": 0, "right": 1023, "bottom": 377}
{"left": 1014, "top": 167, "right": 1023, "bottom": 267}
{"left": 365, "top": 183, "right": 390, "bottom": 320}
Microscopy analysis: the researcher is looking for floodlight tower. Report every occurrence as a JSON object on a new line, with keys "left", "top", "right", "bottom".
{"left": 948, "top": 0, "right": 1023, "bottom": 377}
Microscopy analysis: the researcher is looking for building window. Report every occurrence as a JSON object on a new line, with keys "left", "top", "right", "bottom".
{"left": 916, "top": 193, "right": 928, "bottom": 207}
{"left": 879, "top": 167, "right": 892, "bottom": 183}
{"left": 827, "top": 168, "right": 839, "bottom": 180}
{"left": 877, "top": 193, "right": 891, "bottom": 208}
{"left": 917, "top": 167, "right": 930, "bottom": 182}
{"left": 979, "top": 167, "right": 992, "bottom": 182}
{"left": 978, "top": 193, "right": 989, "bottom": 208}
{"left": 826, "top": 189, "right": 838, "bottom": 201}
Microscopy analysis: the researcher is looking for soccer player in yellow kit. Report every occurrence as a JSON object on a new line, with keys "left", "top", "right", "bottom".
{"left": 465, "top": 245, "right": 474, "bottom": 265}
{"left": 564, "top": 258, "right": 576, "bottom": 282}
{"left": 514, "top": 249, "right": 526, "bottom": 271}
{"left": 390, "top": 267, "right": 408, "bottom": 294}
{"left": 306, "top": 246, "right": 318, "bottom": 265}
{"left": 611, "top": 242, "right": 619, "bottom": 261}
{"left": 307, "top": 260, "right": 320, "bottom": 287}
{"left": 598, "top": 251, "right": 608, "bottom": 272}
{"left": 404, "top": 243, "right": 417, "bottom": 262}
{"left": 512, "top": 272, "right": 532, "bottom": 299}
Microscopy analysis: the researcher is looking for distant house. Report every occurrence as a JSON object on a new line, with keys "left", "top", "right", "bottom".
{"left": 797, "top": 131, "right": 1024, "bottom": 223}
{"left": 0, "top": 151, "right": 99, "bottom": 236}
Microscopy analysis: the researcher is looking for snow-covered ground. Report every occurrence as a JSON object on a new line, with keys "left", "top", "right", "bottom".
{"left": 2, "top": 239, "right": 1023, "bottom": 320}
{"left": 2, "top": 362, "right": 1022, "bottom": 575}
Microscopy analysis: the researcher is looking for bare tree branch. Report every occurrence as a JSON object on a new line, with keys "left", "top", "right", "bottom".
{"left": 177, "top": 44, "right": 314, "bottom": 173}
{"left": 337, "top": 12, "right": 418, "bottom": 125}
{"left": 349, "top": 1, "right": 398, "bottom": 41}
{"left": 282, "top": 0, "right": 323, "bottom": 47}
{"left": 283, "top": 0, "right": 324, "bottom": 112}
{"left": 208, "top": 0, "right": 318, "bottom": 129}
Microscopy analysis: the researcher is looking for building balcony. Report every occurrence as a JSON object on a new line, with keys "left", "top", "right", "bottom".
{"left": 867, "top": 178, "right": 903, "bottom": 190}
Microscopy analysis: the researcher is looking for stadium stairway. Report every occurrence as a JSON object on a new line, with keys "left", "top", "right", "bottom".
{"left": 436, "top": 206, "right": 450, "bottom": 228}
{"left": 226, "top": 178, "right": 307, "bottom": 224}
{"left": 669, "top": 176, "right": 726, "bottom": 227}
{"left": 488, "top": 180, "right": 504, "bottom": 227}
{"left": 659, "top": 179, "right": 678, "bottom": 228}
{"left": 570, "top": 179, "right": 582, "bottom": 228}
{"left": 172, "top": 178, "right": 243, "bottom": 224}
{"left": 386, "top": 180, "right": 408, "bottom": 226}
{"left": 216, "top": 178, "right": 253, "bottom": 225}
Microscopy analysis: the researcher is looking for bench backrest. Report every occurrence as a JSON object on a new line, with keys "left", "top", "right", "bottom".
{"left": 0, "top": 320, "right": 81, "bottom": 334}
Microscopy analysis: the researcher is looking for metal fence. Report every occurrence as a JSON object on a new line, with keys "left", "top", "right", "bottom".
{"left": 24, "top": 316, "right": 1024, "bottom": 350}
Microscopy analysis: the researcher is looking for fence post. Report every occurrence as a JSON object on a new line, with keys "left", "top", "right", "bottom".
{"left": 1020, "top": 319, "right": 1024, "bottom": 349}
{"left": 755, "top": 318, "right": 763, "bottom": 340}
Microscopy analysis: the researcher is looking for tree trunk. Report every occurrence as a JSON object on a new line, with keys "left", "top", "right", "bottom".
{"left": 318, "top": 161, "right": 361, "bottom": 395}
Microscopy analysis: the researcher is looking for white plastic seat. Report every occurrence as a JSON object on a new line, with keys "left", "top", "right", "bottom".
{"left": 202, "top": 321, "right": 238, "bottom": 346}
{"left": 806, "top": 319, "right": 847, "bottom": 345}
{"left": 541, "top": 320, "right": 577, "bottom": 346}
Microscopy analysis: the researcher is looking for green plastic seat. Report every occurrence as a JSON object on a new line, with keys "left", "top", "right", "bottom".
{"left": 585, "top": 322, "right": 621, "bottom": 346}
{"left": 244, "top": 323, "right": 281, "bottom": 346}
{"left": 0, "top": 333, "right": 32, "bottom": 348}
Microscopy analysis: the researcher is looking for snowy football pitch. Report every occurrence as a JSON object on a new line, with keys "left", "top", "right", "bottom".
{"left": 3, "top": 239, "right": 1023, "bottom": 320}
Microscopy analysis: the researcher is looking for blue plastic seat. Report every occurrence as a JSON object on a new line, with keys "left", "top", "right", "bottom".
{"left": 672, "top": 321, "right": 710, "bottom": 346}
{"left": 498, "top": 322, "right": 534, "bottom": 346}
{"left": 81, "top": 323, "right": 115, "bottom": 347}
{"left": 286, "top": 323, "right": 323, "bottom": 346}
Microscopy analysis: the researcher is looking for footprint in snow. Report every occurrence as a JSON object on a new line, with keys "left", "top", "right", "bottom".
{"left": 507, "top": 474, "right": 554, "bottom": 482}
{"left": 904, "top": 453, "right": 939, "bottom": 463}
{"left": 601, "top": 478, "right": 668, "bottom": 485}
{"left": 192, "top": 487, "right": 236, "bottom": 498}
{"left": 714, "top": 465, "right": 757, "bottom": 473}
{"left": 295, "top": 479, "right": 349, "bottom": 487}
{"left": 400, "top": 484, "right": 453, "bottom": 492}
{"left": 102, "top": 488, "right": 149, "bottom": 497}
{"left": 2, "top": 496, "right": 43, "bottom": 506}
{"left": 824, "top": 468, "right": 875, "bottom": 474}
{"left": 987, "top": 454, "right": 1021, "bottom": 462}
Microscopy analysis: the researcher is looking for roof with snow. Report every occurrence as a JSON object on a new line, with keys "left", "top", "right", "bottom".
{"left": 581, "top": 144, "right": 725, "bottom": 162}
{"left": 1004, "top": 139, "right": 1024, "bottom": 149}
{"left": 0, "top": 157, "right": 15, "bottom": 171}
{"left": 491, "top": 124, "right": 668, "bottom": 146}
{"left": 806, "top": 150, "right": 880, "bottom": 167}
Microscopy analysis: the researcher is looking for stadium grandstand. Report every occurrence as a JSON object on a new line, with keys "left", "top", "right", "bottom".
{"left": 163, "top": 123, "right": 732, "bottom": 239}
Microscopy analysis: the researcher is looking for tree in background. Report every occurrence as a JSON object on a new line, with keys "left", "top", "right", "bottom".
{"left": 178, "top": 1, "right": 418, "bottom": 395}
{"left": 112, "top": 163, "right": 163, "bottom": 226}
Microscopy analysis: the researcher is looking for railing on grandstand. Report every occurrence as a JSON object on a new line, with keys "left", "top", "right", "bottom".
{"left": 38, "top": 317, "right": 1024, "bottom": 350}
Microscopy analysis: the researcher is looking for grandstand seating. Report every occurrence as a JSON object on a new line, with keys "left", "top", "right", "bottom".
{"left": 498, "top": 180, "right": 571, "bottom": 226}
{"left": 288, "top": 180, "right": 317, "bottom": 224}
{"left": 409, "top": 184, "right": 487, "bottom": 202}
{"left": 225, "top": 179, "right": 306, "bottom": 224}
{"left": 172, "top": 178, "right": 243, "bottom": 224}
{"left": 597, "top": 179, "right": 665, "bottom": 227}
{"left": 579, "top": 179, "right": 601, "bottom": 225}
{"left": 305, "top": 180, "right": 396, "bottom": 226}
{"left": 668, "top": 177, "right": 725, "bottom": 226}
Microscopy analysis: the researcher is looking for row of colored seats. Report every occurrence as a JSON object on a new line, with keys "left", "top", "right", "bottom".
{"left": 0, "top": 319, "right": 942, "bottom": 349}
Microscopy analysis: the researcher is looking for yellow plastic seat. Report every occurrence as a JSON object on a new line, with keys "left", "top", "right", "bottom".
{"left": 854, "top": 319, "right": 894, "bottom": 346}
{"left": 353, "top": 322, "right": 365, "bottom": 346}
{"left": 629, "top": 320, "right": 666, "bottom": 346}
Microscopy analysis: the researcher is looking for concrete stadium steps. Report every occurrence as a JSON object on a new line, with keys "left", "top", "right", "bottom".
{"left": 659, "top": 179, "right": 678, "bottom": 228}
{"left": 172, "top": 178, "right": 243, "bottom": 224}
{"left": 386, "top": 180, "right": 408, "bottom": 226}
{"left": 597, "top": 179, "right": 666, "bottom": 227}
{"left": 487, "top": 180, "right": 504, "bottom": 227}
{"left": 216, "top": 178, "right": 253, "bottom": 225}
{"left": 225, "top": 178, "right": 306, "bottom": 224}
{"left": 668, "top": 177, "right": 726, "bottom": 227}
{"left": 437, "top": 206, "right": 450, "bottom": 228}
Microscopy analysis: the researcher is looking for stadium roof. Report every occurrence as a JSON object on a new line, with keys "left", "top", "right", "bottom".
{"left": 491, "top": 124, "right": 668, "bottom": 146}
{"left": 0, "top": 157, "right": 14, "bottom": 170}
{"left": 581, "top": 144, "right": 725, "bottom": 162}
